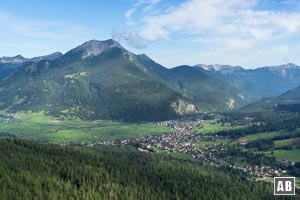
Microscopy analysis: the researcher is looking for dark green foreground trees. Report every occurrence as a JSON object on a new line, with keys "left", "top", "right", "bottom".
{"left": 0, "top": 138, "right": 296, "bottom": 200}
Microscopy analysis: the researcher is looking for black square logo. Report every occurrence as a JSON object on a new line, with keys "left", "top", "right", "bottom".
{"left": 274, "top": 177, "right": 295, "bottom": 195}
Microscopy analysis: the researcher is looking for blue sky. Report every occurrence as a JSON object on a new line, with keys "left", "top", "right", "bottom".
{"left": 0, "top": 0, "right": 300, "bottom": 68}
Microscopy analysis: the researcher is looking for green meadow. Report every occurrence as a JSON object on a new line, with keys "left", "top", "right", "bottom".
{"left": 266, "top": 149, "right": 300, "bottom": 162}
{"left": 274, "top": 137, "right": 300, "bottom": 148}
{"left": 233, "top": 131, "right": 284, "bottom": 144}
{"left": 195, "top": 123, "right": 244, "bottom": 134}
{"left": 149, "top": 146, "right": 197, "bottom": 162}
{"left": 194, "top": 138, "right": 230, "bottom": 146}
{"left": 0, "top": 112, "right": 173, "bottom": 143}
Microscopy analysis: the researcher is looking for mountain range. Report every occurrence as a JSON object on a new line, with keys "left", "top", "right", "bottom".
{"left": 198, "top": 63, "right": 300, "bottom": 100}
{"left": 0, "top": 39, "right": 299, "bottom": 121}
{"left": 241, "top": 84, "right": 300, "bottom": 113}
{"left": 0, "top": 53, "right": 62, "bottom": 79}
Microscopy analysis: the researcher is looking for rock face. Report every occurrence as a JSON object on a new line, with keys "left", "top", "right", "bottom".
{"left": 68, "top": 39, "right": 124, "bottom": 59}
{"left": 171, "top": 99, "right": 197, "bottom": 115}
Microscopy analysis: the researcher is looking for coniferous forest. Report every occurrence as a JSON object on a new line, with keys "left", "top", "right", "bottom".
{"left": 0, "top": 138, "right": 294, "bottom": 200}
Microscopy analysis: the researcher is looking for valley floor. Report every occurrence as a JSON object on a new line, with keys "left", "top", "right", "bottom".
{"left": 1, "top": 111, "right": 300, "bottom": 193}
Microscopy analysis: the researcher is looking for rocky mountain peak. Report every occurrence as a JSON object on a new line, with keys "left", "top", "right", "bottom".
{"left": 69, "top": 39, "right": 124, "bottom": 59}
{"left": 197, "top": 64, "right": 244, "bottom": 74}
{"left": 0, "top": 55, "right": 27, "bottom": 64}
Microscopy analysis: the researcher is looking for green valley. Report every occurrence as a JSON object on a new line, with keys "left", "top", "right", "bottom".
{"left": 2, "top": 0, "right": 300, "bottom": 199}
{"left": 0, "top": 112, "right": 172, "bottom": 143}
{"left": 1, "top": 39, "right": 300, "bottom": 199}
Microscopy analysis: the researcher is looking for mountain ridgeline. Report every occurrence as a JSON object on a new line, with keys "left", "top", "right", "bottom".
{"left": 199, "top": 63, "right": 300, "bottom": 100}
{"left": 241, "top": 84, "right": 300, "bottom": 112}
{"left": 0, "top": 39, "right": 249, "bottom": 121}
{"left": 0, "top": 53, "right": 62, "bottom": 79}
{"left": 137, "top": 55, "right": 249, "bottom": 112}
{"left": 2, "top": 39, "right": 299, "bottom": 121}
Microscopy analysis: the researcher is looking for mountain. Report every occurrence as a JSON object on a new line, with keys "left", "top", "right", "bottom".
{"left": 275, "top": 86, "right": 300, "bottom": 112}
{"left": 0, "top": 55, "right": 28, "bottom": 79}
{"left": 200, "top": 64, "right": 244, "bottom": 74}
{"left": 169, "top": 66, "right": 249, "bottom": 112}
{"left": 0, "top": 55, "right": 27, "bottom": 63}
{"left": 279, "top": 85, "right": 300, "bottom": 100}
{"left": 268, "top": 63, "right": 300, "bottom": 84}
{"left": 67, "top": 39, "right": 124, "bottom": 59}
{"left": 0, "top": 39, "right": 198, "bottom": 122}
{"left": 0, "top": 52, "right": 63, "bottom": 80}
{"left": 0, "top": 39, "right": 250, "bottom": 121}
{"left": 198, "top": 63, "right": 300, "bottom": 100}
{"left": 29, "top": 52, "right": 63, "bottom": 62}
{"left": 242, "top": 84, "right": 300, "bottom": 112}
{"left": 137, "top": 55, "right": 249, "bottom": 112}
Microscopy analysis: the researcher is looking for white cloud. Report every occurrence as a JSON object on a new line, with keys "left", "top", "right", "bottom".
{"left": 126, "top": 0, "right": 300, "bottom": 45}
{"left": 125, "top": 8, "right": 136, "bottom": 20}
{"left": 112, "top": 29, "right": 147, "bottom": 49}
{"left": 249, "top": 28, "right": 274, "bottom": 41}
{"left": 121, "top": 0, "right": 300, "bottom": 67}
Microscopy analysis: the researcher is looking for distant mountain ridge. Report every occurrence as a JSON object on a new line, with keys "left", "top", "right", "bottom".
{"left": 199, "top": 64, "right": 244, "bottom": 74}
{"left": 137, "top": 55, "right": 249, "bottom": 112}
{"left": 197, "top": 63, "right": 300, "bottom": 100}
{"left": 279, "top": 85, "right": 300, "bottom": 100}
{"left": 0, "top": 52, "right": 63, "bottom": 80}
{"left": 0, "top": 55, "right": 27, "bottom": 64}
{"left": 29, "top": 52, "right": 63, "bottom": 63}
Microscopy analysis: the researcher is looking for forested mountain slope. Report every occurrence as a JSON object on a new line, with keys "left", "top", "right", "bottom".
{"left": 0, "top": 138, "right": 281, "bottom": 200}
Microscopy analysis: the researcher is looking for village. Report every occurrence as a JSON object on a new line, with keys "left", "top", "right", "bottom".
{"left": 0, "top": 113, "right": 20, "bottom": 123}
{"left": 65, "top": 116, "right": 296, "bottom": 182}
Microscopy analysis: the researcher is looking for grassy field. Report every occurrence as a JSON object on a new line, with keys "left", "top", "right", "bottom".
{"left": 0, "top": 112, "right": 173, "bottom": 143}
{"left": 195, "top": 123, "right": 244, "bottom": 134}
{"left": 267, "top": 149, "right": 300, "bottom": 162}
{"left": 297, "top": 178, "right": 300, "bottom": 189}
{"left": 233, "top": 131, "right": 284, "bottom": 144}
{"left": 274, "top": 137, "right": 300, "bottom": 148}
{"left": 194, "top": 138, "right": 230, "bottom": 146}
{"left": 149, "top": 146, "right": 197, "bottom": 161}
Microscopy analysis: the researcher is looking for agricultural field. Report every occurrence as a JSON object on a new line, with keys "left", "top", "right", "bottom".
{"left": 194, "top": 138, "right": 230, "bottom": 146}
{"left": 195, "top": 122, "right": 244, "bottom": 134}
{"left": 266, "top": 149, "right": 300, "bottom": 162}
{"left": 149, "top": 146, "right": 198, "bottom": 162}
{"left": 274, "top": 137, "right": 300, "bottom": 148}
{"left": 233, "top": 131, "right": 285, "bottom": 144}
{"left": 297, "top": 178, "right": 300, "bottom": 189}
{"left": 0, "top": 112, "right": 173, "bottom": 143}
